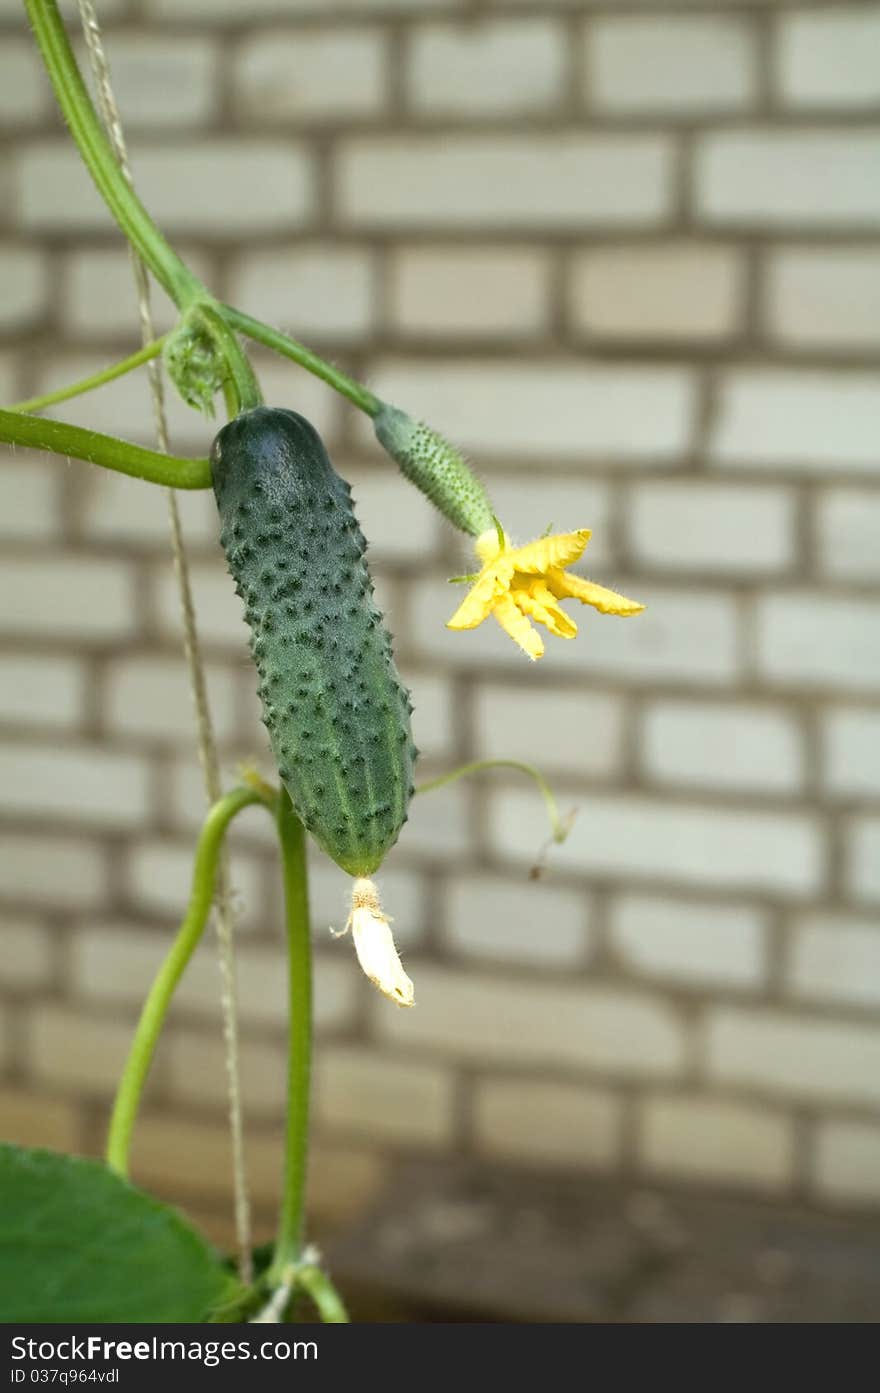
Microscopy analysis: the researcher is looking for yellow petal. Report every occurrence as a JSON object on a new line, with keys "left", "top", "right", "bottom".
{"left": 510, "top": 529, "right": 591, "bottom": 576}
{"left": 493, "top": 593, "right": 544, "bottom": 660}
{"left": 513, "top": 579, "right": 578, "bottom": 639}
{"left": 548, "top": 567, "right": 644, "bottom": 616}
{"left": 475, "top": 528, "right": 506, "bottom": 565}
{"left": 447, "top": 557, "right": 515, "bottom": 630}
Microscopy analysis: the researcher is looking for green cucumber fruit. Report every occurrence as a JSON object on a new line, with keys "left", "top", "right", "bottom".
{"left": 211, "top": 406, "right": 416, "bottom": 876}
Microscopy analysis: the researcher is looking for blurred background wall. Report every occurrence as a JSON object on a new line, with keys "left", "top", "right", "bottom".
{"left": 1, "top": 0, "right": 879, "bottom": 1262}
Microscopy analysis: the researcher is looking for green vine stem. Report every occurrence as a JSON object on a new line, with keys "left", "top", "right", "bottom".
{"left": 26, "top": 1, "right": 260, "bottom": 415}
{"left": 224, "top": 306, "right": 381, "bottom": 418}
{"left": 106, "top": 784, "right": 275, "bottom": 1177}
{"left": 8, "top": 337, "right": 168, "bottom": 415}
{"left": 296, "top": 1264, "right": 349, "bottom": 1323}
{"left": 268, "top": 788, "right": 313, "bottom": 1282}
{"left": 25, "top": 0, "right": 204, "bottom": 308}
{"left": 417, "top": 758, "right": 575, "bottom": 845}
{"left": 0, "top": 408, "right": 211, "bottom": 489}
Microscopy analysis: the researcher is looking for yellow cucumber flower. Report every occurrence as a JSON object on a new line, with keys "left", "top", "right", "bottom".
{"left": 447, "top": 527, "right": 644, "bottom": 661}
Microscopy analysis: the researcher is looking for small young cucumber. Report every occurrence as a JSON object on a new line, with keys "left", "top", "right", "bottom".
{"left": 211, "top": 406, "right": 416, "bottom": 876}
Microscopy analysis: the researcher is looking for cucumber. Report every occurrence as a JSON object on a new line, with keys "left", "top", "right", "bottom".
{"left": 211, "top": 406, "right": 416, "bottom": 876}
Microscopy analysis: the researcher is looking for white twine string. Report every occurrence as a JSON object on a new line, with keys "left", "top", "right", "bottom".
{"left": 76, "top": 0, "right": 253, "bottom": 1282}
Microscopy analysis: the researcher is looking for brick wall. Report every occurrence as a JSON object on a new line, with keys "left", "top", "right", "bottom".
{"left": 1, "top": 0, "right": 879, "bottom": 1244}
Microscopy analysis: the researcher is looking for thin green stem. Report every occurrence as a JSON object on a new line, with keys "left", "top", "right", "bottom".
{"left": 25, "top": 0, "right": 205, "bottom": 308}
{"left": 0, "top": 408, "right": 211, "bottom": 489}
{"left": 224, "top": 306, "right": 381, "bottom": 418}
{"left": 106, "top": 785, "right": 275, "bottom": 1177}
{"left": 8, "top": 337, "right": 168, "bottom": 415}
{"left": 296, "top": 1266, "right": 349, "bottom": 1324}
{"left": 268, "top": 789, "right": 312, "bottom": 1282}
{"left": 417, "top": 758, "right": 575, "bottom": 845}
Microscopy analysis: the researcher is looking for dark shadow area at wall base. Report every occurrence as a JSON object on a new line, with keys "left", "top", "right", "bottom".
{"left": 326, "top": 1159, "right": 880, "bottom": 1323}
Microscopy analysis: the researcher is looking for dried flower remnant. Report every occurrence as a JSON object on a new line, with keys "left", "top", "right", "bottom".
{"left": 337, "top": 877, "right": 414, "bottom": 1008}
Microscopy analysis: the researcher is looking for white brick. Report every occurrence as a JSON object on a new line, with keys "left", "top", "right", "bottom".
{"left": 174, "top": 943, "right": 357, "bottom": 1031}
{"left": 347, "top": 467, "right": 439, "bottom": 562}
{"left": 131, "top": 1114, "right": 284, "bottom": 1206}
{"left": 848, "top": 817, "right": 880, "bottom": 905}
{"left": 365, "top": 360, "right": 694, "bottom": 462}
{"left": 395, "top": 781, "right": 470, "bottom": 858}
{"left": 0, "top": 835, "right": 105, "bottom": 909}
{"left": 127, "top": 841, "right": 263, "bottom": 929}
{"left": 154, "top": 562, "right": 250, "bottom": 652}
{"left": 19, "top": 141, "right": 313, "bottom": 233}
{"left": 0, "top": 742, "right": 150, "bottom": 828}
{"left": 29, "top": 1008, "right": 139, "bottom": 1096}
{"left": 0, "top": 917, "right": 53, "bottom": 989}
{"left": 823, "top": 708, "right": 880, "bottom": 799}
{"left": 235, "top": 30, "right": 386, "bottom": 122}
{"left": 0, "top": 655, "right": 84, "bottom": 730}
{"left": 628, "top": 482, "right": 794, "bottom": 574}
{"left": 0, "top": 246, "right": 48, "bottom": 328}
{"left": 788, "top": 915, "right": 880, "bottom": 1009}
{"left": 639, "top": 1096, "right": 792, "bottom": 1191}
{"left": 474, "top": 1078, "right": 621, "bottom": 1169}
{"left": 473, "top": 683, "right": 624, "bottom": 779}
{"left": 80, "top": 36, "right": 217, "bottom": 128}
{"left": 492, "top": 789, "right": 823, "bottom": 898}
{"left": 0, "top": 41, "right": 49, "bottom": 125}
{"left": 814, "top": 1120, "right": 880, "bottom": 1205}
{"left": 338, "top": 135, "right": 674, "bottom": 229}
{"left": 404, "top": 670, "right": 454, "bottom": 762}
{"left": 63, "top": 247, "right": 214, "bottom": 338}
{"left": 389, "top": 246, "right": 549, "bottom": 339}
{"left": 710, "top": 370, "right": 880, "bottom": 474}
{"left": 707, "top": 1008, "right": 880, "bottom": 1105}
{"left": 72, "top": 924, "right": 356, "bottom": 1031}
{"left": 168, "top": 1031, "right": 287, "bottom": 1114}
{"left": 316, "top": 1047, "right": 453, "bottom": 1146}
{"left": 408, "top": 21, "right": 564, "bottom": 116}
{"left": 374, "top": 965, "right": 687, "bottom": 1078}
{"left": 766, "top": 249, "right": 880, "bottom": 351}
{"left": 0, "top": 1090, "right": 78, "bottom": 1154}
{"left": 72, "top": 926, "right": 173, "bottom": 1008}
{"left": 0, "top": 354, "right": 15, "bottom": 403}
{"left": 818, "top": 491, "right": 880, "bottom": 582}
{"left": 777, "top": 8, "right": 880, "bottom": 109}
{"left": 412, "top": 577, "right": 738, "bottom": 686}
{"left": 147, "top": 0, "right": 463, "bottom": 14}
{"left": 697, "top": 131, "right": 880, "bottom": 227}
{"left": 757, "top": 593, "right": 880, "bottom": 693}
{"left": 104, "top": 656, "right": 239, "bottom": 745}
{"left": 610, "top": 894, "right": 766, "bottom": 990}
{"left": 590, "top": 17, "right": 756, "bottom": 114}
{"left": 0, "top": 456, "right": 59, "bottom": 540}
{"left": 0, "top": 556, "right": 133, "bottom": 641}
{"left": 444, "top": 873, "right": 588, "bottom": 968}
{"left": 82, "top": 470, "right": 218, "bottom": 548}
{"left": 488, "top": 475, "right": 613, "bottom": 569}
{"left": 642, "top": 701, "right": 803, "bottom": 795}
{"left": 572, "top": 244, "right": 743, "bottom": 342}
{"left": 228, "top": 247, "right": 374, "bottom": 342}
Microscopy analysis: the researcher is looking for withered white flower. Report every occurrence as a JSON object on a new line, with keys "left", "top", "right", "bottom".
{"left": 339, "top": 878, "right": 414, "bottom": 1008}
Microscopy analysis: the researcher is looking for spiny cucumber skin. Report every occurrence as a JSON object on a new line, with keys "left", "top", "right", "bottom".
{"left": 211, "top": 407, "right": 416, "bottom": 877}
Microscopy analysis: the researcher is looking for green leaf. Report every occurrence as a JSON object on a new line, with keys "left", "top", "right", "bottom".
{"left": 0, "top": 1144, "right": 239, "bottom": 1322}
